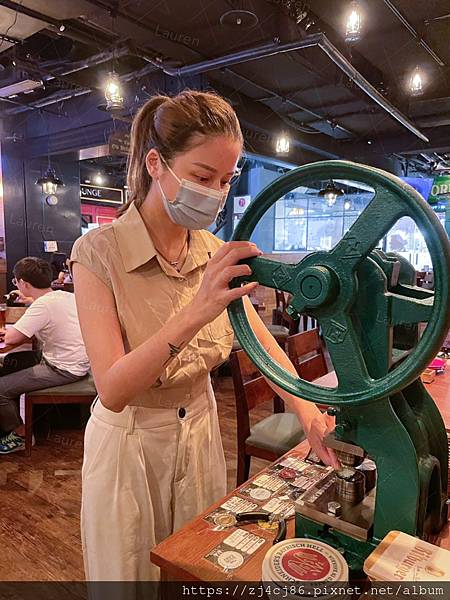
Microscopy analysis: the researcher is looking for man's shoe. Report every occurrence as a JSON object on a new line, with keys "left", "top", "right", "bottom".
{"left": 0, "top": 431, "right": 25, "bottom": 454}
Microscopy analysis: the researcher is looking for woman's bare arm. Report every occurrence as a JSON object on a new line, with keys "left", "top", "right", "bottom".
{"left": 243, "top": 296, "right": 340, "bottom": 468}
{"left": 72, "top": 241, "right": 260, "bottom": 412}
{"left": 73, "top": 263, "right": 205, "bottom": 412}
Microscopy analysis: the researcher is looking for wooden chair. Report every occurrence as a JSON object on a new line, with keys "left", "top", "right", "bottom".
{"left": 272, "top": 291, "right": 317, "bottom": 335}
{"left": 230, "top": 349, "right": 306, "bottom": 485}
{"left": 24, "top": 373, "right": 97, "bottom": 456}
{"left": 287, "top": 328, "right": 328, "bottom": 382}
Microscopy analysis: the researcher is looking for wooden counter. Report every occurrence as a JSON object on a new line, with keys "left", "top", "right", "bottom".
{"left": 151, "top": 369, "right": 450, "bottom": 581}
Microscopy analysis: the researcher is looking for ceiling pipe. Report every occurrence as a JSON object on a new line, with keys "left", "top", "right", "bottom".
{"left": 136, "top": 37, "right": 321, "bottom": 77}
{"left": 0, "top": 0, "right": 114, "bottom": 48}
{"left": 382, "top": 0, "right": 445, "bottom": 67}
{"left": 0, "top": 3, "right": 428, "bottom": 145}
{"left": 134, "top": 34, "right": 429, "bottom": 143}
{"left": 2, "top": 59, "right": 157, "bottom": 115}
{"left": 51, "top": 45, "right": 130, "bottom": 78}
{"left": 317, "top": 36, "right": 429, "bottom": 143}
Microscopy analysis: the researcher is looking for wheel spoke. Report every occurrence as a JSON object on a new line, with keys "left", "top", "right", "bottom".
{"left": 389, "top": 293, "right": 433, "bottom": 325}
{"left": 320, "top": 313, "right": 371, "bottom": 394}
{"left": 331, "top": 189, "right": 405, "bottom": 270}
{"left": 234, "top": 257, "right": 298, "bottom": 293}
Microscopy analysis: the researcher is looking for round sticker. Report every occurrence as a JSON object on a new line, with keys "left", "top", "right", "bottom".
{"left": 250, "top": 487, "right": 271, "bottom": 500}
{"left": 214, "top": 513, "right": 236, "bottom": 528}
{"left": 265, "top": 539, "right": 347, "bottom": 583}
{"left": 281, "top": 547, "right": 331, "bottom": 581}
{"left": 278, "top": 467, "right": 297, "bottom": 480}
{"left": 218, "top": 550, "right": 244, "bottom": 570}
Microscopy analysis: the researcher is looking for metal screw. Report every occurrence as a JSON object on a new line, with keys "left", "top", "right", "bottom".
{"left": 286, "top": 305, "right": 299, "bottom": 320}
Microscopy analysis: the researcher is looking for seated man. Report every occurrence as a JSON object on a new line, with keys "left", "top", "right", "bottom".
{"left": 0, "top": 257, "right": 90, "bottom": 453}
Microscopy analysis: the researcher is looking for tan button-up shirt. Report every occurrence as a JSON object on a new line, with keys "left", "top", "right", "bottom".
{"left": 69, "top": 201, "right": 233, "bottom": 408}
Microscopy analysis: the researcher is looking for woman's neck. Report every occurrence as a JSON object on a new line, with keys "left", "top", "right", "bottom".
{"left": 139, "top": 191, "right": 187, "bottom": 253}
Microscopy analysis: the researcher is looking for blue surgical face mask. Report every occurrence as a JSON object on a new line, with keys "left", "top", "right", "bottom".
{"left": 157, "top": 155, "right": 228, "bottom": 230}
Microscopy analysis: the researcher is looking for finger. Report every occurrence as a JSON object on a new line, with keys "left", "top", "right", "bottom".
{"left": 309, "top": 440, "right": 334, "bottom": 467}
{"left": 327, "top": 448, "right": 341, "bottom": 470}
{"left": 228, "top": 281, "right": 259, "bottom": 301}
{"left": 209, "top": 241, "right": 258, "bottom": 264}
{"left": 217, "top": 246, "right": 262, "bottom": 268}
{"left": 221, "top": 264, "right": 252, "bottom": 283}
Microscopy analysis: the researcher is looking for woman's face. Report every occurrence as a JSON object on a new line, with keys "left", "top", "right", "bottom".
{"left": 148, "top": 135, "right": 242, "bottom": 201}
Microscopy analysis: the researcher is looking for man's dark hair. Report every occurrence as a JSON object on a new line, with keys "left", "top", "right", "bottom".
{"left": 13, "top": 257, "right": 53, "bottom": 289}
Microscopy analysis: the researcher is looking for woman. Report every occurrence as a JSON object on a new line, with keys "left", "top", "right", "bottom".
{"left": 69, "top": 90, "right": 338, "bottom": 583}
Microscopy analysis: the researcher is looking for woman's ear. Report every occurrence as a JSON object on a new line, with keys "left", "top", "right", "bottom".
{"left": 145, "top": 148, "right": 162, "bottom": 179}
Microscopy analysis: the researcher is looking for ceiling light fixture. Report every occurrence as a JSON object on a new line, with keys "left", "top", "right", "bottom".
{"left": 275, "top": 132, "right": 290, "bottom": 154}
{"left": 94, "top": 173, "right": 104, "bottom": 186}
{"left": 318, "top": 180, "right": 344, "bottom": 207}
{"left": 104, "top": 71, "right": 124, "bottom": 111}
{"left": 345, "top": 0, "right": 363, "bottom": 43}
{"left": 36, "top": 167, "right": 64, "bottom": 196}
{"left": 409, "top": 66, "right": 424, "bottom": 95}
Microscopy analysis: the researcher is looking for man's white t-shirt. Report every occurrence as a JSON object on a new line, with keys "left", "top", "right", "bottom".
{"left": 14, "top": 290, "right": 90, "bottom": 376}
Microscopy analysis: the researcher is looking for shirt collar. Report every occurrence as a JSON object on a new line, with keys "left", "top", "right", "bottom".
{"left": 113, "top": 201, "right": 213, "bottom": 274}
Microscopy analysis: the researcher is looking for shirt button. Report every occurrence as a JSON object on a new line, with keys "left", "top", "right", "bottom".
{"left": 178, "top": 407, "right": 186, "bottom": 419}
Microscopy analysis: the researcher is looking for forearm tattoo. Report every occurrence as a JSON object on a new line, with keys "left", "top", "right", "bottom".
{"left": 163, "top": 341, "right": 184, "bottom": 367}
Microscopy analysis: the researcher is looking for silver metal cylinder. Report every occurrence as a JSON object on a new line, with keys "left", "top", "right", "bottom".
{"left": 356, "top": 459, "right": 377, "bottom": 492}
{"left": 335, "top": 449, "right": 365, "bottom": 468}
{"left": 335, "top": 469, "right": 365, "bottom": 504}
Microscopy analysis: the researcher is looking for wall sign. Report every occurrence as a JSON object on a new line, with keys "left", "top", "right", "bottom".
{"left": 429, "top": 175, "right": 450, "bottom": 204}
{"left": 233, "top": 195, "right": 252, "bottom": 214}
{"left": 80, "top": 184, "right": 123, "bottom": 205}
{"left": 109, "top": 131, "right": 131, "bottom": 156}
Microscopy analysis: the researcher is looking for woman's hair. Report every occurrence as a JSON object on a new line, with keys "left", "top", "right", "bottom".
{"left": 118, "top": 90, "right": 243, "bottom": 216}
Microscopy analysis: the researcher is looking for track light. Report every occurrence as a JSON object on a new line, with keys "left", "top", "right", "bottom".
{"left": 318, "top": 180, "right": 344, "bottom": 207}
{"left": 104, "top": 71, "right": 124, "bottom": 110}
{"left": 345, "top": 1, "right": 362, "bottom": 43}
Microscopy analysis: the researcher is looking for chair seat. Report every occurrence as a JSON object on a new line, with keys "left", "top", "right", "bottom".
{"left": 266, "top": 324, "right": 289, "bottom": 341}
{"left": 28, "top": 373, "right": 97, "bottom": 396}
{"left": 246, "top": 412, "right": 306, "bottom": 455}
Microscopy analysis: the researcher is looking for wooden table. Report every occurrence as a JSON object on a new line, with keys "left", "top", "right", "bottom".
{"left": 0, "top": 324, "right": 34, "bottom": 356}
{"left": 151, "top": 369, "right": 450, "bottom": 581}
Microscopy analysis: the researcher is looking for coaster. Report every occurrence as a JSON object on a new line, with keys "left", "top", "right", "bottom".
{"left": 205, "top": 528, "right": 267, "bottom": 572}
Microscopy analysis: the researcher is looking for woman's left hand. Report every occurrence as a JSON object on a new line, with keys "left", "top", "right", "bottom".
{"left": 303, "top": 411, "right": 341, "bottom": 470}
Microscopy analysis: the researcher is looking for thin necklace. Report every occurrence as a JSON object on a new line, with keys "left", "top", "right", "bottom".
{"left": 155, "top": 235, "right": 188, "bottom": 269}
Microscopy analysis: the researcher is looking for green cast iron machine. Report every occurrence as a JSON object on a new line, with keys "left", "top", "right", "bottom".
{"left": 227, "top": 161, "right": 450, "bottom": 573}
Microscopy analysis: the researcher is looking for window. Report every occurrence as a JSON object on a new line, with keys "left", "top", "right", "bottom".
{"left": 386, "top": 212, "right": 446, "bottom": 270}
{"left": 273, "top": 188, "right": 373, "bottom": 252}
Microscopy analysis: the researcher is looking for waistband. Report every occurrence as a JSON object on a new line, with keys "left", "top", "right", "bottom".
{"left": 90, "top": 378, "right": 215, "bottom": 430}
{"left": 128, "top": 376, "right": 210, "bottom": 408}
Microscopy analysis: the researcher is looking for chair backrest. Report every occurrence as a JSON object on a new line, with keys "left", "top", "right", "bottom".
{"left": 230, "top": 349, "right": 283, "bottom": 442}
{"left": 287, "top": 328, "right": 328, "bottom": 382}
{"left": 275, "top": 289, "right": 287, "bottom": 312}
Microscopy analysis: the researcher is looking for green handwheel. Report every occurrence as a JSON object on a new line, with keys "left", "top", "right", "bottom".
{"left": 227, "top": 160, "right": 450, "bottom": 406}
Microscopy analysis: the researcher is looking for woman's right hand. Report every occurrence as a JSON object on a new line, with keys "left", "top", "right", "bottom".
{"left": 192, "top": 241, "right": 262, "bottom": 325}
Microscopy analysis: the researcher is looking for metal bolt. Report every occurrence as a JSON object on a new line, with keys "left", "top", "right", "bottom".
{"left": 286, "top": 305, "right": 299, "bottom": 320}
{"left": 335, "top": 422, "right": 351, "bottom": 437}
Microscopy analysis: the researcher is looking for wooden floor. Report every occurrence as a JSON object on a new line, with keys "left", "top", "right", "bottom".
{"left": 0, "top": 376, "right": 272, "bottom": 581}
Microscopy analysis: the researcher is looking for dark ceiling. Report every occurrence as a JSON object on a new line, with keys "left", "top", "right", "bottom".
{"left": 0, "top": 0, "right": 449, "bottom": 175}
